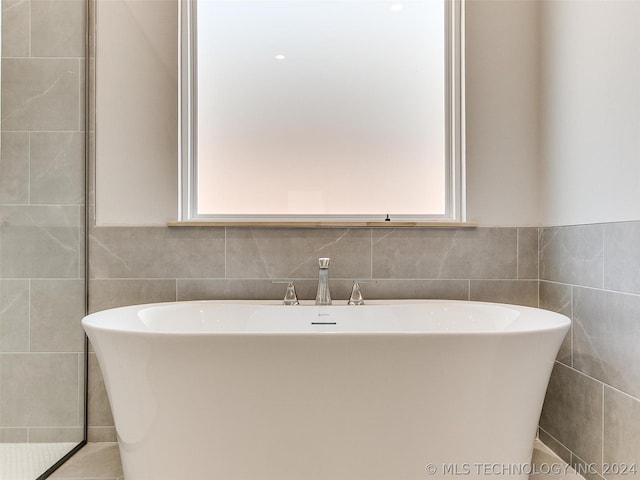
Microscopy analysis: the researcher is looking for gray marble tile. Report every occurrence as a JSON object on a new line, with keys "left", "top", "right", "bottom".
{"left": 356, "top": 279, "right": 469, "bottom": 300}
{"left": 1, "top": 58, "right": 80, "bottom": 131}
{"left": 0, "top": 205, "right": 83, "bottom": 278}
{"left": 177, "top": 278, "right": 469, "bottom": 304}
{"left": 226, "top": 227, "right": 371, "bottom": 279}
{"left": 87, "top": 426, "right": 117, "bottom": 443}
{"left": 30, "top": 132, "right": 85, "bottom": 205}
{"left": 0, "top": 353, "right": 79, "bottom": 427}
{"left": 49, "top": 443, "right": 123, "bottom": 479}
{"left": 1, "top": 0, "right": 30, "bottom": 57}
{"left": 571, "top": 453, "right": 606, "bottom": 480}
{"left": 0, "top": 132, "right": 29, "bottom": 204}
{"left": 88, "top": 279, "right": 176, "bottom": 313}
{"left": 604, "top": 221, "right": 640, "bottom": 295}
{"left": 372, "top": 227, "right": 517, "bottom": 279}
{"left": 0, "top": 279, "right": 30, "bottom": 352}
{"left": 89, "top": 227, "right": 225, "bottom": 279}
{"left": 540, "top": 362, "right": 603, "bottom": 466}
{"left": 531, "top": 439, "right": 582, "bottom": 480}
{"left": 469, "top": 279, "right": 538, "bottom": 307}
{"left": 30, "top": 279, "right": 85, "bottom": 352}
{"left": 518, "top": 227, "right": 539, "bottom": 279}
{"left": 0, "top": 427, "right": 28, "bottom": 443}
{"left": 539, "top": 281, "right": 572, "bottom": 366}
{"left": 177, "top": 278, "right": 354, "bottom": 303}
{"left": 573, "top": 287, "right": 640, "bottom": 399}
{"left": 29, "top": 427, "right": 84, "bottom": 443}
{"left": 87, "top": 352, "right": 114, "bottom": 428}
{"left": 31, "top": 0, "right": 86, "bottom": 57}
{"left": 538, "top": 427, "right": 572, "bottom": 465}
{"left": 603, "top": 387, "right": 640, "bottom": 480}
{"left": 540, "top": 225, "right": 604, "bottom": 288}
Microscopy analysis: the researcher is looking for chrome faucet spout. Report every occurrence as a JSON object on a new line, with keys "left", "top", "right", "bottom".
{"left": 315, "top": 258, "right": 332, "bottom": 305}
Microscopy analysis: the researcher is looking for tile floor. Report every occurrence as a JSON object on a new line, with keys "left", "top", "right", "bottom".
{"left": 47, "top": 439, "right": 582, "bottom": 480}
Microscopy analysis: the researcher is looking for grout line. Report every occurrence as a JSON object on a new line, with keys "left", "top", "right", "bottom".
{"left": 84, "top": 277, "right": 541, "bottom": 282}
{"left": 538, "top": 426, "right": 574, "bottom": 462}
{"left": 28, "top": 0, "right": 31, "bottom": 58}
{"left": 28, "top": 280, "right": 32, "bottom": 352}
{"left": 539, "top": 279, "right": 640, "bottom": 299}
{"left": 27, "top": 132, "right": 31, "bottom": 203}
{"left": 557, "top": 361, "right": 640, "bottom": 404}
{"left": 601, "top": 383, "right": 605, "bottom": 469}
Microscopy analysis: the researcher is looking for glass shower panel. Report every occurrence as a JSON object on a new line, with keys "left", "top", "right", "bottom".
{"left": 0, "top": 0, "right": 87, "bottom": 478}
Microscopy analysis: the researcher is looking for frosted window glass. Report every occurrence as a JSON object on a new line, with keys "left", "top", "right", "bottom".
{"left": 196, "top": 0, "right": 445, "bottom": 216}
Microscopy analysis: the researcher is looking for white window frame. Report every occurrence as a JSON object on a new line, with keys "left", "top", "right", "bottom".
{"left": 179, "top": 0, "right": 465, "bottom": 224}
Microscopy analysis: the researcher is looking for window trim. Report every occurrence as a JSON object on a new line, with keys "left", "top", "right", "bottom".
{"left": 179, "top": 0, "right": 465, "bottom": 224}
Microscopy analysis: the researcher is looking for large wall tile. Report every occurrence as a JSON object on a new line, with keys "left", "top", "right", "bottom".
{"left": 1, "top": 0, "right": 30, "bottom": 57}
{"left": 0, "top": 279, "right": 30, "bottom": 352}
{"left": 539, "top": 281, "right": 572, "bottom": 366}
{"left": 372, "top": 227, "right": 517, "bottom": 279}
{"left": 30, "top": 132, "right": 85, "bottom": 205}
{"left": 604, "top": 221, "right": 640, "bottom": 295}
{"left": 603, "top": 387, "right": 640, "bottom": 480}
{"left": 357, "top": 279, "right": 469, "bottom": 300}
{"left": 573, "top": 287, "right": 640, "bottom": 399}
{"left": 87, "top": 426, "right": 117, "bottom": 443}
{"left": 0, "top": 132, "right": 29, "bottom": 204}
{"left": 31, "top": 0, "right": 86, "bottom": 57}
{"left": 0, "top": 206, "right": 82, "bottom": 278}
{"left": 470, "top": 279, "right": 538, "bottom": 307}
{"left": 1, "top": 58, "right": 80, "bottom": 131}
{"left": 87, "top": 352, "right": 113, "bottom": 428}
{"left": 30, "top": 279, "right": 85, "bottom": 352}
{"left": 226, "top": 228, "right": 371, "bottom": 279}
{"left": 538, "top": 428, "right": 572, "bottom": 465}
{"left": 0, "top": 428, "right": 28, "bottom": 443}
{"left": 518, "top": 227, "right": 539, "bottom": 279}
{"left": 540, "top": 225, "right": 604, "bottom": 288}
{"left": 89, "top": 227, "right": 225, "bottom": 279}
{"left": 540, "top": 362, "right": 603, "bottom": 467}
{"left": 29, "top": 427, "right": 84, "bottom": 443}
{"left": 0, "top": 353, "right": 79, "bottom": 427}
{"left": 88, "top": 279, "right": 176, "bottom": 313}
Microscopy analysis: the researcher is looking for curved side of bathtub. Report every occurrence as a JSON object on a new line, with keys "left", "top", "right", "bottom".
{"left": 84, "top": 303, "right": 569, "bottom": 480}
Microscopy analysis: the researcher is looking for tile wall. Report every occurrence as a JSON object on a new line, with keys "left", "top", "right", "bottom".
{"left": 86, "top": 225, "right": 539, "bottom": 440}
{"left": 87, "top": 221, "right": 640, "bottom": 480}
{"left": 539, "top": 223, "right": 640, "bottom": 480}
{"left": 0, "top": 0, "right": 86, "bottom": 443}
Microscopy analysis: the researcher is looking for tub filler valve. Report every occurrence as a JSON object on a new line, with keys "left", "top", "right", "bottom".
{"left": 315, "top": 258, "right": 332, "bottom": 306}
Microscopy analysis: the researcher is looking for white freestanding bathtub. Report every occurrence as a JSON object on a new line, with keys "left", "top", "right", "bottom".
{"left": 83, "top": 300, "right": 570, "bottom": 480}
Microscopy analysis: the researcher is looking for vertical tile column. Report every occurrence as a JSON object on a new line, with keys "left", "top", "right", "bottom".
{"left": 0, "top": 0, "right": 86, "bottom": 443}
{"left": 539, "top": 223, "right": 640, "bottom": 480}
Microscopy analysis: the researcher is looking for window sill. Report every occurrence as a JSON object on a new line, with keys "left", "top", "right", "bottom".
{"left": 167, "top": 221, "right": 477, "bottom": 228}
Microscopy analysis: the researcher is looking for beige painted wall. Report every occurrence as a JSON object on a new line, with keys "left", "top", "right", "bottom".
{"left": 539, "top": 0, "right": 640, "bottom": 226}
{"left": 95, "top": 0, "right": 178, "bottom": 225}
{"left": 95, "top": 0, "right": 542, "bottom": 226}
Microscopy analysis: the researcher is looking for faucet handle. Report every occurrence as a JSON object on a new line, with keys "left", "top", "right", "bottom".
{"left": 283, "top": 281, "right": 300, "bottom": 306}
{"left": 272, "top": 281, "right": 300, "bottom": 305}
{"left": 348, "top": 282, "right": 364, "bottom": 306}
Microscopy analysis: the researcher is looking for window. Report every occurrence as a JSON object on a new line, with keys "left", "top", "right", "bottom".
{"left": 180, "top": 0, "right": 464, "bottom": 223}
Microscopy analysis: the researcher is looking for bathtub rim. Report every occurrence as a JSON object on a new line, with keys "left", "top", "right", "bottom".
{"left": 82, "top": 299, "right": 571, "bottom": 337}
